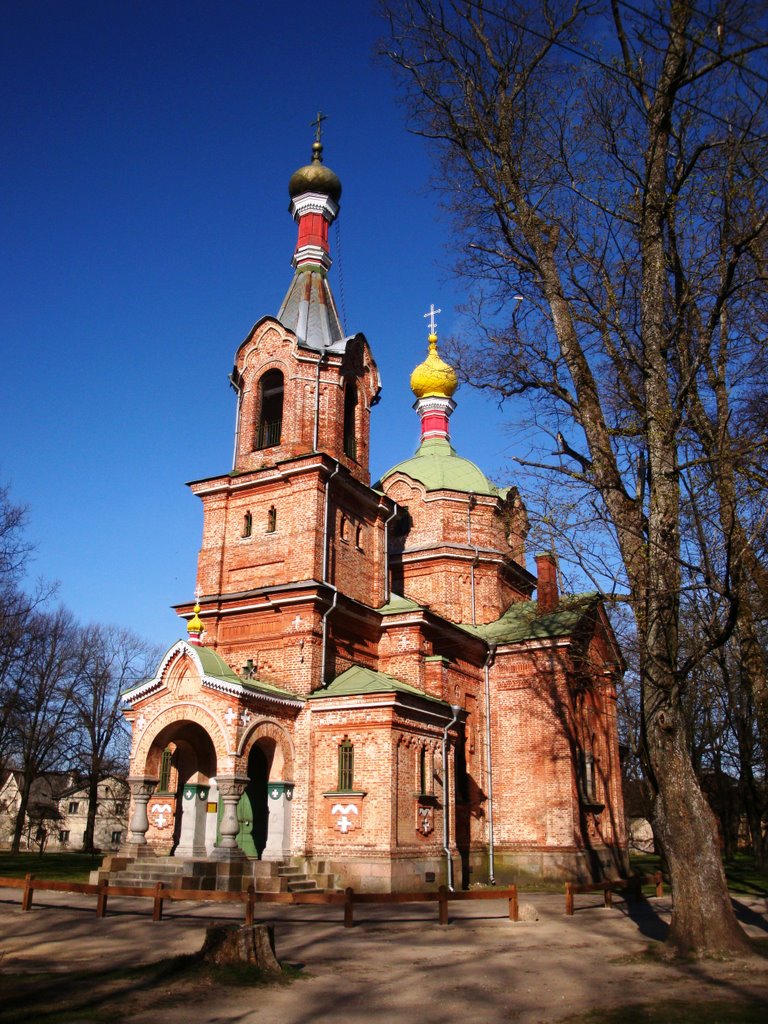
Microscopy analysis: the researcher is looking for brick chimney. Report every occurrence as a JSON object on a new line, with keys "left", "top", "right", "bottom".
{"left": 536, "top": 551, "right": 559, "bottom": 614}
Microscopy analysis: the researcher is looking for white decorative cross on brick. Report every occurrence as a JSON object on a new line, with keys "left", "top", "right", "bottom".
{"left": 225, "top": 707, "right": 237, "bottom": 727}
{"left": 136, "top": 714, "right": 146, "bottom": 731}
{"left": 150, "top": 802, "right": 172, "bottom": 828}
{"left": 331, "top": 802, "right": 358, "bottom": 834}
{"left": 240, "top": 709, "right": 251, "bottom": 727}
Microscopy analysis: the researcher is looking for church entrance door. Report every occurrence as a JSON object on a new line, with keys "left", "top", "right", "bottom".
{"left": 237, "top": 744, "right": 270, "bottom": 857}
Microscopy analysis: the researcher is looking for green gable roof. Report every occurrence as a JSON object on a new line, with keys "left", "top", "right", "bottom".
{"left": 377, "top": 437, "right": 497, "bottom": 495}
{"left": 308, "top": 665, "right": 450, "bottom": 708}
{"left": 378, "top": 593, "right": 425, "bottom": 615}
{"left": 461, "top": 595, "right": 600, "bottom": 645}
{"left": 195, "top": 646, "right": 242, "bottom": 684}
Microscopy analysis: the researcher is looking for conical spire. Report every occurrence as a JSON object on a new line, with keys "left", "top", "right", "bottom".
{"left": 277, "top": 120, "right": 347, "bottom": 352}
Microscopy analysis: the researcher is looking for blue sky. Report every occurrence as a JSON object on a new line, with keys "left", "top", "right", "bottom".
{"left": 1, "top": 0, "right": 523, "bottom": 647}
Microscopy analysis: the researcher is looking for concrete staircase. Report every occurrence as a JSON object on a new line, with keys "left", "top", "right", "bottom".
{"left": 94, "top": 854, "right": 336, "bottom": 894}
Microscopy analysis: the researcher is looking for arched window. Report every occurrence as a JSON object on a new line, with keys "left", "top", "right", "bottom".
{"left": 355, "top": 523, "right": 364, "bottom": 549}
{"left": 256, "top": 369, "right": 284, "bottom": 450}
{"left": 267, "top": 506, "right": 277, "bottom": 533}
{"left": 343, "top": 383, "right": 357, "bottom": 460}
{"left": 340, "top": 514, "right": 348, "bottom": 542}
{"left": 242, "top": 511, "right": 252, "bottom": 538}
{"left": 338, "top": 737, "right": 354, "bottom": 792}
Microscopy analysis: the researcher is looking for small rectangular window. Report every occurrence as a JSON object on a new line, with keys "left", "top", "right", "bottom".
{"left": 58, "top": 830, "right": 70, "bottom": 843}
{"left": 114, "top": 802, "right": 125, "bottom": 816}
{"left": 338, "top": 738, "right": 354, "bottom": 792}
{"left": 68, "top": 801, "right": 79, "bottom": 814}
{"left": 111, "top": 830, "right": 122, "bottom": 844}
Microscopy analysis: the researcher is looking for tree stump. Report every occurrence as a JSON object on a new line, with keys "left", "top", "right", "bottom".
{"left": 199, "top": 923, "right": 281, "bottom": 973}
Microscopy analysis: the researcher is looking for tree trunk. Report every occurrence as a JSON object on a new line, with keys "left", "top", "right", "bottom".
{"left": 199, "top": 923, "right": 281, "bottom": 973}
{"left": 82, "top": 774, "right": 99, "bottom": 853}
{"left": 11, "top": 774, "right": 32, "bottom": 855}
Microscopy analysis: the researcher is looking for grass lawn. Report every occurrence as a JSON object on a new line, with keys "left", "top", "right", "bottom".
{"left": 0, "top": 850, "right": 102, "bottom": 883}
{"left": 630, "top": 853, "right": 768, "bottom": 898}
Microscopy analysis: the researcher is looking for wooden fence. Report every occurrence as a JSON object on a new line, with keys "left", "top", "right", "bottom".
{"left": 0, "top": 874, "right": 519, "bottom": 928}
{"left": 564, "top": 872, "right": 664, "bottom": 915}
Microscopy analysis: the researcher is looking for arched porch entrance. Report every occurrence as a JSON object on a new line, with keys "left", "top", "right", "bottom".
{"left": 146, "top": 720, "right": 218, "bottom": 857}
{"left": 237, "top": 727, "right": 294, "bottom": 860}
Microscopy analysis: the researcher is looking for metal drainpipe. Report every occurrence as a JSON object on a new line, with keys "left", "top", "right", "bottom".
{"left": 228, "top": 373, "right": 243, "bottom": 471}
{"left": 467, "top": 493, "right": 478, "bottom": 626}
{"left": 484, "top": 643, "right": 498, "bottom": 885}
{"left": 319, "top": 461, "right": 340, "bottom": 687}
{"left": 313, "top": 352, "right": 327, "bottom": 453}
{"left": 382, "top": 501, "right": 399, "bottom": 604}
{"left": 320, "top": 588, "right": 338, "bottom": 688}
{"left": 442, "top": 704, "right": 462, "bottom": 891}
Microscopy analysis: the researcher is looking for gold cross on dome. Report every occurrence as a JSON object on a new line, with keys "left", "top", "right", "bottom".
{"left": 310, "top": 111, "right": 327, "bottom": 144}
{"left": 423, "top": 304, "right": 442, "bottom": 335}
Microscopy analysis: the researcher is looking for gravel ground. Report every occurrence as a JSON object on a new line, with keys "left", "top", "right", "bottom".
{"left": 1, "top": 888, "right": 767, "bottom": 1022}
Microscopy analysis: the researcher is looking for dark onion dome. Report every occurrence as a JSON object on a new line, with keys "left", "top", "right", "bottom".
{"left": 288, "top": 141, "right": 342, "bottom": 203}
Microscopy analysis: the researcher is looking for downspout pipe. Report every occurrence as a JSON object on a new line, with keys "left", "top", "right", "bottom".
{"left": 382, "top": 501, "right": 399, "bottom": 604}
{"left": 484, "top": 643, "right": 498, "bottom": 885}
{"left": 319, "top": 460, "right": 341, "bottom": 687}
{"left": 467, "top": 493, "right": 478, "bottom": 626}
{"left": 442, "top": 703, "right": 462, "bottom": 891}
{"left": 228, "top": 372, "right": 243, "bottom": 472}
{"left": 313, "top": 352, "right": 328, "bottom": 453}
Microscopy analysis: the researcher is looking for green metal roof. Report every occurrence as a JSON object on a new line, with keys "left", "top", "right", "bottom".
{"left": 461, "top": 594, "right": 600, "bottom": 645}
{"left": 378, "top": 593, "right": 425, "bottom": 615}
{"left": 308, "top": 665, "right": 450, "bottom": 707}
{"left": 195, "top": 646, "right": 242, "bottom": 684}
{"left": 378, "top": 437, "right": 497, "bottom": 495}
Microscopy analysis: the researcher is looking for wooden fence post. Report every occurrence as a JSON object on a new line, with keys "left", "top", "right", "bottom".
{"left": 343, "top": 887, "right": 354, "bottom": 928}
{"left": 152, "top": 882, "right": 164, "bottom": 922}
{"left": 438, "top": 885, "right": 448, "bottom": 926}
{"left": 21, "top": 873, "right": 34, "bottom": 912}
{"left": 654, "top": 871, "right": 663, "bottom": 898}
{"left": 245, "top": 885, "right": 255, "bottom": 927}
{"left": 603, "top": 886, "right": 612, "bottom": 909}
{"left": 565, "top": 882, "right": 574, "bottom": 916}
{"left": 96, "top": 881, "right": 109, "bottom": 918}
{"left": 508, "top": 886, "right": 519, "bottom": 922}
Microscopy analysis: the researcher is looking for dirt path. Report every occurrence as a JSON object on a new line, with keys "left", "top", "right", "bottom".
{"left": 1, "top": 891, "right": 767, "bottom": 1022}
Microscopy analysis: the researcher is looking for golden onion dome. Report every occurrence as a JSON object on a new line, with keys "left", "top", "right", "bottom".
{"left": 288, "top": 141, "right": 342, "bottom": 203}
{"left": 187, "top": 601, "right": 203, "bottom": 636}
{"left": 410, "top": 333, "right": 458, "bottom": 399}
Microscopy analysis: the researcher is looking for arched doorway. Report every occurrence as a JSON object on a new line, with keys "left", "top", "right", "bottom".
{"left": 237, "top": 744, "right": 271, "bottom": 857}
{"left": 147, "top": 720, "right": 217, "bottom": 857}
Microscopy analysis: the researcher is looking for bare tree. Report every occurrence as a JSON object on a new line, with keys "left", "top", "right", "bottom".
{"left": 6, "top": 606, "right": 80, "bottom": 853}
{"left": 70, "top": 624, "right": 158, "bottom": 853}
{"left": 383, "top": 0, "right": 767, "bottom": 954}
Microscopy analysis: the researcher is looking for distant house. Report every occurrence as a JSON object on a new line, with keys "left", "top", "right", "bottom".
{"left": 0, "top": 770, "right": 129, "bottom": 852}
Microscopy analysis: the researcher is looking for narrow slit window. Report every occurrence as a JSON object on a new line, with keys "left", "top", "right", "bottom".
{"left": 338, "top": 738, "right": 354, "bottom": 792}
{"left": 242, "top": 511, "right": 252, "bottom": 538}
{"left": 267, "top": 506, "right": 277, "bottom": 533}
{"left": 340, "top": 514, "right": 348, "bottom": 541}
{"left": 419, "top": 745, "right": 427, "bottom": 796}
{"left": 356, "top": 524, "right": 364, "bottom": 549}
{"left": 158, "top": 746, "right": 173, "bottom": 793}
{"left": 256, "top": 369, "right": 284, "bottom": 450}
{"left": 343, "top": 383, "right": 357, "bottom": 460}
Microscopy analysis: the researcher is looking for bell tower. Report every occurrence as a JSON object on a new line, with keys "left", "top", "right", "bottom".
{"left": 228, "top": 137, "right": 379, "bottom": 484}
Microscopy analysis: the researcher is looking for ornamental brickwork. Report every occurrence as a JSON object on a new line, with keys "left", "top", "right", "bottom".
{"left": 115, "top": 141, "right": 627, "bottom": 893}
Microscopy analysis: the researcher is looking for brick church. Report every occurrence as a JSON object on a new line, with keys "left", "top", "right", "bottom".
{"left": 117, "top": 137, "right": 627, "bottom": 892}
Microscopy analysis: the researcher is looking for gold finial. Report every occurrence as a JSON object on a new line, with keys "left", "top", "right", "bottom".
{"left": 410, "top": 304, "right": 458, "bottom": 400}
{"left": 187, "top": 595, "right": 203, "bottom": 640}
